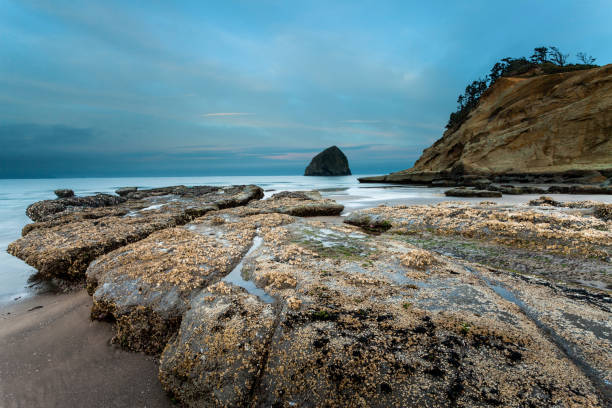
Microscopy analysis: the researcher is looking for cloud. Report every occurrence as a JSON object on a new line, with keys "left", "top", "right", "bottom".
{"left": 261, "top": 152, "right": 317, "bottom": 161}
{"left": 199, "top": 117, "right": 401, "bottom": 138}
{"left": 3, "top": 1, "right": 611, "bottom": 177}
{"left": 0, "top": 123, "right": 98, "bottom": 153}
{"left": 342, "top": 119, "right": 382, "bottom": 124}
{"left": 202, "top": 112, "right": 255, "bottom": 117}
{"left": 170, "top": 145, "right": 242, "bottom": 153}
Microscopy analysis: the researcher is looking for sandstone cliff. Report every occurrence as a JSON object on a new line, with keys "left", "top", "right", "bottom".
{"left": 361, "top": 64, "right": 612, "bottom": 184}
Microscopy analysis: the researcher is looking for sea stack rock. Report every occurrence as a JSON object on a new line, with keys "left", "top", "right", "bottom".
{"left": 304, "top": 146, "right": 351, "bottom": 176}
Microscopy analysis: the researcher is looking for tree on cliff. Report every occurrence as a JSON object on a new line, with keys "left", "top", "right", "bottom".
{"left": 445, "top": 47, "right": 598, "bottom": 130}
{"left": 576, "top": 52, "right": 596, "bottom": 65}
{"left": 548, "top": 46, "right": 569, "bottom": 66}
{"left": 530, "top": 47, "right": 549, "bottom": 64}
{"left": 448, "top": 78, "right": 488, "bottom": 130}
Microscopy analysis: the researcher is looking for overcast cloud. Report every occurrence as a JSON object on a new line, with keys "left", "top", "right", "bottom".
{"left": 1, "top": 0, "right": 611, "bottom": 177}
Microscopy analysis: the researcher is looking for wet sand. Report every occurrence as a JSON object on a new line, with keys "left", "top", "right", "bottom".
{"left": 0, "top": 290, "right": 172, "bottom": 408}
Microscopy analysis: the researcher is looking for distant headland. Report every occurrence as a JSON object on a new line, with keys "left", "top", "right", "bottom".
{"left": 360, "top": 47, "right": 612, "bottom": 194}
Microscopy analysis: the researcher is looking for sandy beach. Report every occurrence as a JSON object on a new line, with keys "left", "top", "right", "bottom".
{"left": 0, "top": 290, "right": 172, "bottom": 408}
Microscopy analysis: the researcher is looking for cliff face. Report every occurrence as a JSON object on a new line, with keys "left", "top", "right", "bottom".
{"left": 363, "top": 64, "right": 612, "bottom": 183}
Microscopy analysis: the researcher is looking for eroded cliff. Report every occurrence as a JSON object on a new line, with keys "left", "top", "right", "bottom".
{"left": 361, "top": 64, "right": 612, "bottom": 185}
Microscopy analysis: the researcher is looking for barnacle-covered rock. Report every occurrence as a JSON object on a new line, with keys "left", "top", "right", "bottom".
{"left": 528, "top": 196, "right": 612, "bottom": 221}
{"left": 594, "top": 204, "right": 612, "bottom": 221}
{"left": 344, "top": 212, "right": 392, "bottom": 231}
{"left": 270, "top": 190, "right": 322, "bottom": 200}
{"left": 21, "top": 207, "right": 129, "bottom": 236}
{"left": 10, "top": 185, "right": 265, "bottom": 282}
{"left": 256, "top": 302, "right": 600, "bottom": 407}
{"left": 53, "top": 188, "right": 74, "bottom": 198}
{"left": 115, "top": 186, "right": 138, "bottom": 196}
{"left": 7, "top": 186, "right": 611, "bottom": 406}
{"left": 159, "top": 282, "right": 276, "bottom": 407}
{"left": 87, "top": 219, "right": 258, "bottom": 353}
{"left": 159, "top": 216, "right": 605, "bottom": 407}
{"left": 346, "top": 202, "right": 611, "bottom": 260}
{"left": 122, "top": 184, "right": 264, "bottom": 202}
{"left": 26, "top": 193, "right": 126, "bottom": 222}
{"left": 247, "top": 193, "right": 344, "bottom": 217}
{"left": 8, "top": 213, "right": 184, "bottom": 281}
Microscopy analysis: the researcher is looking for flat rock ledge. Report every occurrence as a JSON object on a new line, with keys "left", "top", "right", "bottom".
{"left": 53, "top": 188, "right": 74, "bottom": 198}
{"left": 360, "top": 170, "right": 612, "bottom": 195}
{"left": 8, "top": 185, "right": 264, "bottom": 281}
{"left": 8, "top": 188, "right": 612, "bottom": 407}
{"left": 26, "top": 193, "right": 126, "bottom": 222}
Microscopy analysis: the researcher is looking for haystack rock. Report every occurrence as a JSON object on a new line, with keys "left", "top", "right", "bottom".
{"left": 360, "top": 64, "right": 612, "bottom": 186}
{"left": 304, "top": 146, "right": 352, "bottom": 176}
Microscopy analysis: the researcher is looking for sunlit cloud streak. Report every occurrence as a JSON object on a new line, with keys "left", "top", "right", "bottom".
{"left": 202, "top": 112, "right": 255, "bottom": 117}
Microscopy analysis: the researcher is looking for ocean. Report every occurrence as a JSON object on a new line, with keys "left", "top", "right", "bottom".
{"left": 0, "top": 175, "right": 453, "bottom": 303}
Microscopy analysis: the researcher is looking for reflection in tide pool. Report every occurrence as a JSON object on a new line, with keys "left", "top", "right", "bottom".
{"left": 222, "top": 236, "right": 274, "bottom": 304}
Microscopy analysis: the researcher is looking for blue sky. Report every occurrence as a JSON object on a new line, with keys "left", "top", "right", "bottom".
{"left": 1, "top": 0, "right": 611, "bottom": 177}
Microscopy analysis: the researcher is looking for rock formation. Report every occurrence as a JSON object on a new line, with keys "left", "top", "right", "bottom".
{"left": 115, "top": 187, "right": 137, "bottom": 197}
{"left": 360, "top": 64, "right": 612, "bottom": 189}
{"left": 54, "top": 189, "right": 74, "bottom": 198}
{"left": 9, "top": 185, "right": 265, "bottom": 281}
{"left": 26, "top": 193, "right": 126, "bottom": 222}
{"left": 304, "top": 146, "right": 352, "bottom": 176}
{"left": 7, "top": 186, "right": 612, "bottom": 406}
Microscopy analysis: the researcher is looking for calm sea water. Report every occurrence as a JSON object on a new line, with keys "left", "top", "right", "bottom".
{"left": 0, "top": 175, "right": 452, "bottom": 303}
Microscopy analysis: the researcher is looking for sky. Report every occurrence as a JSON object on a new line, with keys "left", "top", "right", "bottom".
{"left": 1, "top": 0, "right": 611, "bottom": 178}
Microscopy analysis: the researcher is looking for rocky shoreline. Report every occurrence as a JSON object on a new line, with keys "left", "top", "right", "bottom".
{"left": 359, "top": 169, "right": 612, "bottom": 197}
{"left": 5, "top": 185, "right": 612, "bottom": 406}
{"left": 360, "top": 168, "right": 612, "bottom": 184}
